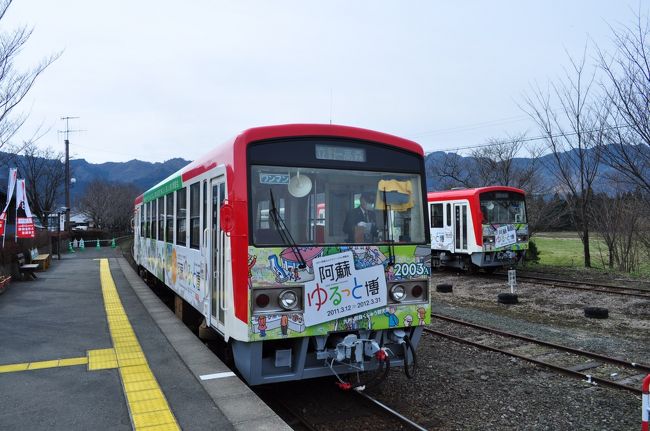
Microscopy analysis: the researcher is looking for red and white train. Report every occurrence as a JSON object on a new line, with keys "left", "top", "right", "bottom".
{"left": 134, "top": 124, "right": 431, "bottom": 386}
{"left": 427, "top": 186, "right": 528, "bottom": 271}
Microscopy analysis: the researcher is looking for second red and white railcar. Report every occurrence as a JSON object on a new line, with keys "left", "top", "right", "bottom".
{"left": 427, "top": 186, "right": 528, "bottom": 271}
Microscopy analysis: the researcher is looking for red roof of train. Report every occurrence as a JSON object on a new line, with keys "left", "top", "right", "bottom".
{"left": 427, "top": 186, "right": 525, "bottom": 201}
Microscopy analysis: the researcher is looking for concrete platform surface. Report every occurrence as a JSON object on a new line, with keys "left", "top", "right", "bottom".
{"left": 0, "top": 247, "right": 290, "bottom": 430}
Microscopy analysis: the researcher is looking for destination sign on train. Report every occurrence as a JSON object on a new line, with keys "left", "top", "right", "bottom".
{"left": 315, "top": 144, "right": 366, "bottom": 162}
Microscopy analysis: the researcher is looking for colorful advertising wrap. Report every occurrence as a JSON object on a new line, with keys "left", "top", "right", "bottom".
{"left": 0, "top": 168, "right": 17, "bottom": 238}
{"left": 15, "top": 179, "right": 35, "bottom": 239}
{"left": 303, "top": 251, "right": 387, "bottom": 327}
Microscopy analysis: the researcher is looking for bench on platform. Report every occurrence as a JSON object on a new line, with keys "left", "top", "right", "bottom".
{"left": 17, "top": 253, "right": 38, "bottom": 280}
{"left": 30, "top": 248, "right": 51, "bottom": 271}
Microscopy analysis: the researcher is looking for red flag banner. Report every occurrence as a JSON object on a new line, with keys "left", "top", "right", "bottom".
{"left": 0, "top": 212, "right": 6, "bottom": 237}
{"left": 15, "top": 179, "right": 34, "bottom": 239}
{"left": 16, "top": 217, "right": 34, "bottom": 238}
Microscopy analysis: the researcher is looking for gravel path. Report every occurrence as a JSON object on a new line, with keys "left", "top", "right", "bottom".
{"left": 362, "top": 271, "right": 649, "bottom": 431}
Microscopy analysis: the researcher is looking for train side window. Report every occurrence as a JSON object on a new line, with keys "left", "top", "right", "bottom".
{"left": 149, "top": 202, "right": 154, "bottom": 239}
{"left": 203, "top": 181, "right": 207, "bottom": 240}
{"left": 446, "top": 203, "right": 451, "bottom": 226}
{"left": 140, "top": 204, "right": 145, "bottom": 237}
{"left": 152, "top": 200, "right": 158, "bottom": 240}
{"left": 157, "top": 196, "right": 164, "bottom": 241}
{"left": 189, "top": 182, "right": 200, "bottom": 249}
{"left": 430, "top": 203, "right": 443, "bottom": 228}
{"left": 147, "top": 202, "right": 151, "bottom": 238}
{"left": 166, "top": 193, "right": 174, "bottom": 243}
{"left": 176, "top": 187, "right": 187, "bottom": 246}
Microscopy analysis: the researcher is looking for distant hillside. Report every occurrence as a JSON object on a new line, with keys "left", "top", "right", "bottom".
{"left": 0, "top": 154, "right": 190, "bottom": 206}
{"left": 69, "top": 157, "right": 190, "bottom": 197}
{"left": 0, "top": 142, "right": 642, "bottom": 211}
{"left": 424, "top": 146, "right": 625, "bottom": 194}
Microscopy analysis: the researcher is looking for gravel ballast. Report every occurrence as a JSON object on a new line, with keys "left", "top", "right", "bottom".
{"left": 362, "top": 271, "right": 649, "bottom": 430}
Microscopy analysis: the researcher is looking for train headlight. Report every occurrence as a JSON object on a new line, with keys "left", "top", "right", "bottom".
{"left": 279, "top": 290, "right": 298, "bottom": 310}
{"left": 390, "top": 284, "right": 406, "bottom": 302}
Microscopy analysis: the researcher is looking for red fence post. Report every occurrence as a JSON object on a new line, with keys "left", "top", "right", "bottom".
{"left": 642, "top": 374, "right": 650, "bottom": 431}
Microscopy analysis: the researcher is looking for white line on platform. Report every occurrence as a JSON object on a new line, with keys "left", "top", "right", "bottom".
{"left": 200, "top": 371, "right": 236, "bottom": 380}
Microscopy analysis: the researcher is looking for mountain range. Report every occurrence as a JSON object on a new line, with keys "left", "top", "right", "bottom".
{"left": 0, "top": 144, "right": 639, "bottom": 207}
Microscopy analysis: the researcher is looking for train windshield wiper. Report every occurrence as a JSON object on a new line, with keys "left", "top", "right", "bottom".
{"left": 382, "top": 189, "right": 395, "bottom": 265}
{"left": 269, "top": 189, "right": 306, "bottom": 269}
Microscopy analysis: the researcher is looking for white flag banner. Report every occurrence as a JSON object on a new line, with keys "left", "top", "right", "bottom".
{"left": 1, "top": 168, "right": 17, "bottom": 214}
{"left": 0, "top": 168, "right": 17, "bottom": 240}
{"left": 16, "top": 179, "right": 34, "bottom": 218}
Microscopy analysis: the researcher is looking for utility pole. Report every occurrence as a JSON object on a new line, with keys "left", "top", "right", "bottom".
{"left": 60, "top": 116, "right": 80, "bottom": 233}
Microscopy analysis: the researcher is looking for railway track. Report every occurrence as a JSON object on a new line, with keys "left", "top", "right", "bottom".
{"left": 491, "top": 271, "right": 650, "bottom": 298}
{"left": 427, "top": 313, "right": 650, "bottom": 394}
{"left": 254, "top": 379, "right": 431, "bottom": 431}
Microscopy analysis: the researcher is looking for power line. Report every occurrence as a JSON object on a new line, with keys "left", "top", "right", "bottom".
{"left": 427, "top": 124, "right": 630, "bottom": 154}
{"left": 408, "top": 114, "right": 531, "bottom": 139}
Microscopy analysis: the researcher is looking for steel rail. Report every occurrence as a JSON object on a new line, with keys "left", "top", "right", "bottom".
{"left": 431, "top": 313, "right": 650, "bottom": 370}
{"left": 355, "top": 390, "right": 429, "bottom": 431}
{"left": 427, "top": 313, "right": 649, "bottom": 394}
{"left": 490, "top": 273, "right": 650, "bottom": 298}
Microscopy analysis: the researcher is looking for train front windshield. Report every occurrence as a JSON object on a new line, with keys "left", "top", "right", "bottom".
{"left": 250, "top": 165, "right": 426, "bottom": 246}
{"left": 479, "top": 191, "right": 527, "bottom": 224}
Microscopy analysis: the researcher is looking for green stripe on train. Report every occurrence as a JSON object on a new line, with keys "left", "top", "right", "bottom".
{"left": 144, "top": 176, "right": 182, "bottom": 203}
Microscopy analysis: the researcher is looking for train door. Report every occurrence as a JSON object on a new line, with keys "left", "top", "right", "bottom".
{"left": 453, "top": 202, "right": 468, "bottom": 253}
{"left": 209, "top": 176, "right": 227, "bottom": 332}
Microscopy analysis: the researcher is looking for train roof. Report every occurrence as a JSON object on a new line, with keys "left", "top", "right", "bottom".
{"left": 427, "top": 186, "right": 525, "bottom": 201}
{"left": 136, "top": 124, "right": 424, "bottom": 204}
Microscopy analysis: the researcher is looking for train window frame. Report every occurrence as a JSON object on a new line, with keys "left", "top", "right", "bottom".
{"left": 446, "top": 203, "right": 451, "bottom": 227}
{"left": 149, "top": 202, "right": 154, "bottom": 239}
{"left": 430, "top": 203, "right": 443, "bottom": 228}
{"left": 145, "top": 202, "right": 151, "bottom": 239}
{"left": 203, "top": 180, "right": 207, "bottom": 245}
{"left": 140, "top": 204, "right": 145, "bottom": 238}
{"left": 176, "top": 187, "right": 187, "bottom": 246}
{"left": 189, "top": 182, "right": 200, "bottom": 249}
{"left": 479, "top": 191, "right": 527, "bottom": 224}
{"left": 249, "top": 165, "right": 427, "bottom": 246}
{"left": 152, "top": 200, "right": 158, "bottom": 240}
{"left": 157, "top": 196, "right": 164, "bottom": 241}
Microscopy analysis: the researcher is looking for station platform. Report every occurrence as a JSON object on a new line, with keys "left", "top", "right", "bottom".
{"left": 0, "top": 247, "right": 290, "bottom": 431}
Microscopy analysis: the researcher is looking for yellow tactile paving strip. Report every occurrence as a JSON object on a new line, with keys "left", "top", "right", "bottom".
{"left": 0, "top": 356, "right": 88, "bottom": 373}
{"left": 99, "top": 258, "right": 180, "bottom": 431}
{"left": 0, "top": 349, "right": 118, "bottom": 374}
{"left": 88, "top": 348, "right": 118, "bottom": 370}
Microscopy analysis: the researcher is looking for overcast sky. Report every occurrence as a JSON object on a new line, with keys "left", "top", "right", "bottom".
{"left": 4, "top": 1, "right": 647, "bottom": 164}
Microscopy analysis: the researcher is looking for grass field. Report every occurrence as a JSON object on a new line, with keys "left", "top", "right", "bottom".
{"left": 530, "top": 233, "right": 650, "bottom": 278}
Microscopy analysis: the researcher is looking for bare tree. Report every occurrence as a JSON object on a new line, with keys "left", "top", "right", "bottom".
{"left": 597, "top": 14, "right": 650, "bottom": 198}
{"left": 12, "top": 143, "right": 65, "bottom": 226}
{"left": 0, "top": 1, "right": 60, "bottom": 157}
{"left": 469, "top": 134, "right": 547, "bottom": 189}
{"left": 79, "top": 180, "right": 139, "bottom": 234}
{"left": 590, "top": 191, "right": 645, "bottom": 272}
{"left": 523, "top": 49, "right": 606, "bottom": 267}
{"left": 433, "top": 152, "right": 477, "bottom": 189}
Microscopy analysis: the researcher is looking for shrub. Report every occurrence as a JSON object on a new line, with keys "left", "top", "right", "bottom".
{"left": 525, "top": 239, "right": 540, "bottom": 264}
